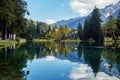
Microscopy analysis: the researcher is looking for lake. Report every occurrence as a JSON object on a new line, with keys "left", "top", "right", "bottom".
{"left": 0, "top": 42, "right": 120, "bottom": 80}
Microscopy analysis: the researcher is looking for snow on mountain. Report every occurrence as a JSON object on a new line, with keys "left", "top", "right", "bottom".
{"left": 52, "top": 1, "right": 120, "bottom": 29}
{"left": 53, "top": 17, "right": 86, "bottom": 29}
{"left": 100, "top": 1, "right": 120, "bottom": 21}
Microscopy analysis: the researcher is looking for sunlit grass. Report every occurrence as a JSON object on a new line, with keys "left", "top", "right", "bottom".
{"left": 0, "top": 39, "right": 26, "bottom": 48}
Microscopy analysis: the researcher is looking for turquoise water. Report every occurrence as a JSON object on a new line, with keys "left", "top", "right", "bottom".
{"left": 0, "top": 42, "right": 120, "bottom": 80}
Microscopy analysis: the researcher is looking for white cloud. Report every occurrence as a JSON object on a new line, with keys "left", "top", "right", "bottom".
{"left": 69, "top": 63, "right": 120, "bottom": 80}
{"left": 69, "top": 0, "right": 119, "bottom": 16}
{"left": 45, "top": 19, "right": 56, "bottom": 24}
{"left": 45, "top": 56, "right": 56, "bottom": 61}
{"left": 105, "top": 13, "right": 111, "bottom": 17}
{"left": 69, "top": 64, "right": 94, "bottom": 80}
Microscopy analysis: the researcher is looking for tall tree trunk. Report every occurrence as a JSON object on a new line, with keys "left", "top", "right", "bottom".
{"left": 9, "top": 34, "right": 16, "bottom": 40}
{"left": 2, "top": 25, "right": 8, "bottom": 40}
{"left": 2, "top": 47, "right": 8, "bottom": 60}
{"left": 7, "top": 30, "right": 10, "bottom": 39}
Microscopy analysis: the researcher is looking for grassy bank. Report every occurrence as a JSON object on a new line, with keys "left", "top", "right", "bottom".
{"left": 33, "top": 38, "right": 120, "bottom": 43}
{"left": 33, "top": 39, "right": 80, "bottom": 42}
{"left": 33, "top": 39, "right": 54, "bottom": 42}
{"left": 0, "top": 39, "right": 26, "bottom": 48}
{"left": 61, "top": 39, "right": 80, "bottom": 42}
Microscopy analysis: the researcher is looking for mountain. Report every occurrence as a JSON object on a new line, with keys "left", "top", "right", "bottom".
{"left": 52, "top": 1, "right": 120, "bottom": 29}
{"left": 52, "top": 17, "right": 86, "bottom": 29}
{"left": 100, "top": 1, "right": 120, "bottom": 21}
{"left": 113, "top": 9, "right": 120, "bottom": 17}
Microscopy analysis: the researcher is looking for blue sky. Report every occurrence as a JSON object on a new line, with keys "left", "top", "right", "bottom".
{"left": 25, "top": 0, "right": 79, "bottom": 23}
{"left": 25, "top": 0, "right": 119, "bottom": 24}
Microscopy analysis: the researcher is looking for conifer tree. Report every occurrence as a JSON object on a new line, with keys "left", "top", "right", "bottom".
{"left": 103, "top": 14, "right": 117, "bottom": 40}
{"left": 77, "top": 22, "right": 83, "bottom": 40}
{"left": 90, "top": 6, "right": 103, "bottom": 42}
{"left": 84, "top": 16, "right": 91, "bottom": 40}
{"left": 116, "top": 9, "right": 120, "bottom": 38}
{"left": 0, "top": 0, "right": 28, "bottom": 40}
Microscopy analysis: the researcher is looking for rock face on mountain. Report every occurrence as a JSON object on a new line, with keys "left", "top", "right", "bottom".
{"left": 53, "top": 1, "right": 120, "bottom": 29}
{"left": 53, "top": 17, "right": 86, "bottom": 29}
{"left": 100, "top": 1, "right": 120, "bottom": 22}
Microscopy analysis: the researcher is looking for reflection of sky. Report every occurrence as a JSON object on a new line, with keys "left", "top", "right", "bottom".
{"left": 23, "top": 54, "right": 120, "bottom": 80}
{"left": 23, "top": 56, "right": 79, "bottom": 80}
{"left": 45, "top": 56, "right": 56, "bottom": 61}
{"left": 69, "top": 63, "right": 120, "bottom": 80}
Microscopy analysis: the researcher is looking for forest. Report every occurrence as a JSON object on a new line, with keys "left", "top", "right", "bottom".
{"left": 0, "top": 0, "right": 120, "bottom": 43}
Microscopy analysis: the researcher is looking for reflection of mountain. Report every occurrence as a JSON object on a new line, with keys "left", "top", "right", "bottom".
{"left": 69, "top": 64, "right": 94, "bottom": 80}
{"left": 53, "top": 42, "right": 120, "bottom": 79}
{"left": 1, "top": 42, "right": 120, "bottom": 80}
{"left": 100, "top": 57, "right": 120, "bottom": 79}
{"left": 69, "top": 63, "right": 120, "bottom": 80}
{"left": 23, "top": 42, "right": 120, "bottom": 77}
{"left": 57, "top": 52, "right": 78, "bottom": 62}
{"left": 53, "top": 1, "right": 120, "bottom": 29}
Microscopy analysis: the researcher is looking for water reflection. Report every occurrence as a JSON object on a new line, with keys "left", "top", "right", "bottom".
{"left": 0, "top": 42, "right": 120, "bottom": 80}
{"left": 0, "top": 45, "right": 28, "bottom": 80}
{"left": 69, "top": 64, "right": 93, "bottom": 80}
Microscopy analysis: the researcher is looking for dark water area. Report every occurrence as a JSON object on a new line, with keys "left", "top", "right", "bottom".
{"left": 0, "top": 42, "right": 120, "bottom": 80}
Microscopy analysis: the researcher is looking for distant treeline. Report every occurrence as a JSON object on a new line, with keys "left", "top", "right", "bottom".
{"left": 0, "top": 1, "right": 120, "bottom": 43}
{"left": 0, "top": 0, "right": 29, "bottom": 40}
{"left": 77, "top": 7, "right": 120, "bottom": 43}
{"left": 19, "top": 20, "right": 77, "bottom": 40}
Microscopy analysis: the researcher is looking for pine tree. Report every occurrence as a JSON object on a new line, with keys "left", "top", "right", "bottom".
{"left": 36, "top": 22, "right": 41, "bottom": 38}
{"left": 0, "top": 0, "right": 28, "bottom": 40}
{"left": 84, "top": 16, "right": 91, "bottom": 40}
{"left": 77, "top": 22, "right": 83, "bottom": 40}
{"left": 103, "top": 14, "right": 117, "bottom": 40}
{"left": 116, "top": 9, "right": 120, "bottom": 38}
{"left": 90, "top": 7, "right": 103, "bottom": 42}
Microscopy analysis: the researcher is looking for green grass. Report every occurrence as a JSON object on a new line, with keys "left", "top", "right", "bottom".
{"left": 16, "top": 38, "right": 26, "bottom": 43}
{"left": 0, "top": 39, "right": 26, "bottom": 48}
{"left": 33, "top": 39, "right": 54, "bottom": 42}
{"left": 61, "top": 39, "right": 80, "bottom": 42}
{"left": 33, "top": 39, "right": 81, "bottom": 42}
{"left": 0, "top": 40, "right": 17, "bottom": 48}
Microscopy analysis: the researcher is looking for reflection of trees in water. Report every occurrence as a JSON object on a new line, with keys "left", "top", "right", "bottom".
{"left": 77, "top": 42, "right": 102, "bottom": 75}
{"left": 20, "top": 41, "right": 78, "bottom": 59}
{"left": 38, "top": 42, "right": 78, "bottom": 57}
{"left": 77, "top": 42, "right": 120, "bottom": 76}
{"left": 0, "top": 42, "right": 120, "bottom": 80}
{"left": 116, "top": 48, "right": 120, "bottom": 74}
{"left": 102, "top": 47, "right": 120, "bottom": 74}
{"left": 84, "top": 48, "right": 101, "bottom": 76}
{"left": 0, "top": 46, "right": 28, "bottom": 80}
{"left": 102, "top": 50, "right": 118, "bottom": 69}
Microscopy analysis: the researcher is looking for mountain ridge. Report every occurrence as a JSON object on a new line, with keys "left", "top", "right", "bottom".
{"left": 52, "top": 1, "right": 120, "bottom": 29}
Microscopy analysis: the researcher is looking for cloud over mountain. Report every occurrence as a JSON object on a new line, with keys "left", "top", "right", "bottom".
{"left": 69, "top": 0, "right": 119, "bottom": 16}
{"left": 45, "top": 19, "right": 56, "bottom": 24}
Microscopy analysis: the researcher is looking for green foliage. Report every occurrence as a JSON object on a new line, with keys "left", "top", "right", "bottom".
{"left": 77, "top": 22, "right": 83, "bottom": 40}
{"left": 116, "top": 9, "right": 120, "bottom": 38}
{"left": 19, "top": 19, "right": 55, "bottom": 40}
{"left": 102, "top": 15, "right": 117, "bottom": 40}
{"left": 36, "top": 21, "right": 41, "bottom": 38}
{"left": 19, "top": 19, "right": 36, "bottom": 40}
{"left": 0, "top": 46, "right": 28, "bottom": 80}
{"left": 84, "top": 16, "right": 91, "bottom": 40}
{"left": 90, "top": 7, "right": 103, "bottom": 42}
{"left": 83, "top": 7, "right": 103, "bottom": 43}
{"left": 0, "top": 0, "right": 28, "bottom": 40}
{"left": 52, "top": 25, "right": 70, "bottom": 40}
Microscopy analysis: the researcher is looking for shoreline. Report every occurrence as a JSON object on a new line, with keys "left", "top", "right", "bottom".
{"left": 1, "top": 38, "right": 120, "bottom": 48}
{"left": 0, "top": 39, "right": 26, "bottom": 48}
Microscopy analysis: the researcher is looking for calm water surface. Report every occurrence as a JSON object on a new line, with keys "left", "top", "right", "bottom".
{"left": 0, "top": 42, "right": 120, "bottom": 80}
